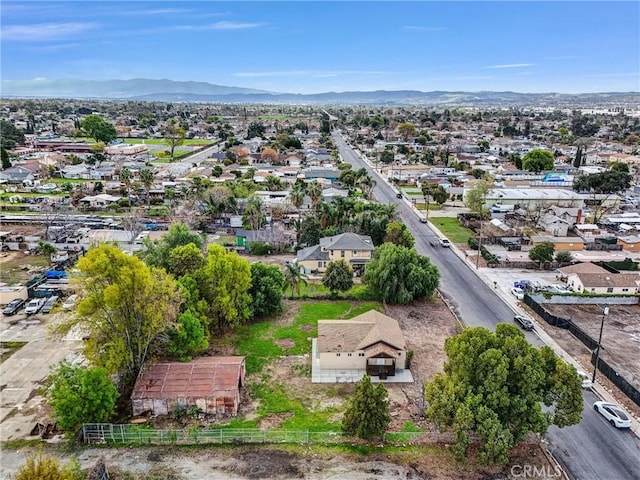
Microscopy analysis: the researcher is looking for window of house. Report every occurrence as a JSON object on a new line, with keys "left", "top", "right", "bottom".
{"left": 622, "top": 288, "right": 629, "bottom": 292}
{"left": 591, "top": 288, "right": 596, "bottom": 292}
{"left": 318, "top": 261, "right": 322, "bottom": 268}
{"left": 330, "top": 250, "right": 334, "bottom": 256}
{"left": 607, "top": 287, "right": 614, "bottom": 293}
{"left": 340, "top": 250, "right": 345, "bottom": 258}
{"left": 336, "top": 353, "right": 340, "bottom": 357}
{"left": 358, "top": 353, "right": 364, "bottom": 357}
{"left": 352, "top": 250, "right": 357, "bottom": 255}
{"left": 347, "top": 353, "right": 352, "bottom": 357}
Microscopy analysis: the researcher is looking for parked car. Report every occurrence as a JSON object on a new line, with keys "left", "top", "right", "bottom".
{"left": 514, "top": 315, "right": 534, "bottom": 331}
{"left": 24, "top": 298, "right": 45, "bottom": 315}
{"left": 2, "top": 298, "right": 25, "bottom": 316}
{"left": 577, "top": 370, "right": 593, "bottom": 389}
{"left": 41, "top": 296, "right": 59, "bottom": 314}
{"left": 439, "top": 238, "right": 451, "bottom": 247}
{"left": 511, "top": 287, "right": 525, "bottom": 300}
{"left": 62, "top": 294, "right": 78, "bottom": 310}
{"left": 593, "top": 401, "right": 632, "bottom": 429}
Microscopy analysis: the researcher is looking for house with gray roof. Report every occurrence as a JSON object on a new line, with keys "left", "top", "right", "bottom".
{"left": 0, "top": 165, "right": 38, "bottom": 184}
{"left": 296, "top": 232, "right": 374, "bottom": 275}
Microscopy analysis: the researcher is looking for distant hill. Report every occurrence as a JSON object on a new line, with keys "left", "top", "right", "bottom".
{"left": 2, "top": 78, "right": 638, "bottom": 106}
{"left": 1, "top": 78, "right": 271, "bottom": 98}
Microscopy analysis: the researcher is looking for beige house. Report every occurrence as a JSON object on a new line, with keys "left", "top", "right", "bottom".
{"left": 316, "top": 310, "right": 407, "bottom": 379}
{"left": 531, "top": 235, "right": 585, "bottom": 251}
{"left": 567, "top": 272, "right": 640, "bottom": 294}
{"left": 617, "top": 235, "right": 640, "bottom": 252}
{"left": 296, "top": 232, "right": 374, "bottom": 275}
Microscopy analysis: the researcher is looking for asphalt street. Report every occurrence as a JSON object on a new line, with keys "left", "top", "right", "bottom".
{"left": 333, "top": 131, "right": 640, "bottom": 480}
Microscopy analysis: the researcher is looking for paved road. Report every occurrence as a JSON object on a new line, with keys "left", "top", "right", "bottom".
{"left": 333, "top": 132, "right": 640, "bottom": 480}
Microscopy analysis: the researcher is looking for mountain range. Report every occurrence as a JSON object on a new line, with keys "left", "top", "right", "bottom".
{"left": 2, "top": 78, "right": 638, "bottom": 106}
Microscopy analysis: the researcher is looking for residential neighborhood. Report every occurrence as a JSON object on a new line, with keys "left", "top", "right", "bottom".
{"left": 2, "top": 99, "right": 640, "bottom": 479}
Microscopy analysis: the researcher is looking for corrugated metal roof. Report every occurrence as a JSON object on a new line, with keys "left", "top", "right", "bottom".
{"left": 131, "top": 357, "right": 245, "bottom": 400}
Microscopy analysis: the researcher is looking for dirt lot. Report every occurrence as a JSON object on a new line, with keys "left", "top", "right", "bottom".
{"left": 0, "top": 443, "right": 555, "bottom": 480}
{"left": 537, "top": 303, "right": 640, "bottom": 419}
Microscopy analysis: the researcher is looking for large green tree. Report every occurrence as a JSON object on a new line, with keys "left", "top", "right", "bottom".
{"left": 249, "top": 262, "right": 286, "bottom": 318}
{"left": 573, "top": 170, "right": 632, "bottom": 222}
{"left": 363, "top": 243, "right": 440, "bottom": 304}
{"left": 81, "top": 114, "right": 117, "bottom": 144}
{"left": 0, "top": 119, "right": 25, "bottom": 149}
{"left": 397, "top": 122, "right": 417, "bottom": 141}
{"left": 322, "top": 259, "right": 354, "bottom": 297}
{"left": 464, "top": 177, "right": 492, "bottom": 216}
{"left": 139, "top": 222, "right": 203, "bottom": 271}
{"left": 166, "top": 309, "right": 209, "bottom": 361}
{"left": 529, "top": 242, "right": 555, "bottom": 267}
{"left": 197, "top": 244, "right": 251, "bottom": 333}
{"left": 342, "top": 375, "right": 390, "bottom": 440}
{"left": 49, "top": 361, "right": 118, "bottom": 432}
{"left": 383, "top": 221, "right": 414, "bottom": 248}
{"left": 58, "top": 244, "right": 183, "bottom": 383}
{"left": 163, "top": 119, "right": 186, "bottom": 162}
{"left": 522, "top": 149, "right": 554, "bottom": 173}
{"left": 425, "top": 325, "right": 583, "bottom": 465}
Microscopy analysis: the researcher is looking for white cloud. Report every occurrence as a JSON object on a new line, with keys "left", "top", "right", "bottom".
{"left": 402, "top": 26, "right": 446, "bottom": 32}
{"left": 1, "top": 22, "right": 98, "bottom": 42}
{"left": 485, "top": 63, "right": 535, "bottom": 69}
{"left": 25, "top": 43, "right": 82, "bottom": 52}
{"left": 174, "top": 21, "right": 265, "bottom": 31}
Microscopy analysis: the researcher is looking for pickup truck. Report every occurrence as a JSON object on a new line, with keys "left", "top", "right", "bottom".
{"left": 24, "top": 298, "right": 45, "bottom": 315}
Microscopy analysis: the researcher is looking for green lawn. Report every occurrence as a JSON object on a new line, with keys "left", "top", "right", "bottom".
{"left": 228, "top": 300, "right": 380, "bottom": 430}
{"left": 430, "top": 217, "right": 474, "bottom": 244}
{"left": 123, "top": 138, "right": 213, "bottom": 146}
{"left": 234, "top": 301, "right": 380, "bottom": 374}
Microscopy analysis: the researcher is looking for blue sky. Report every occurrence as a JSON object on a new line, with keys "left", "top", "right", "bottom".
{"left": 2, "top": 1, "right": 639, "bottom": 94}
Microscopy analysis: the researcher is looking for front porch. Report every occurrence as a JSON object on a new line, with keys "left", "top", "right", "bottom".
{"left": 310, "top": 339, "right": 414, "bottom": 384}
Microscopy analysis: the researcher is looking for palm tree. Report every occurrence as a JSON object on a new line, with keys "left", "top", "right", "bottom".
{"left": 119, "top": 167, "right": 132, "bottom": 196}
{"left": 318, "top": 202, "right": 337, "bottom": 229}
{"left": 139, "top": 168, "right": 155, "bottom": 205}
{"left": 306, "top": 180, "right": 323, "bottom": 211}
{"left": 290, "top": 184, "right": 306, "bottom": 221}
{"left": 284, "top": 263, "right": 308, "bottom": 299}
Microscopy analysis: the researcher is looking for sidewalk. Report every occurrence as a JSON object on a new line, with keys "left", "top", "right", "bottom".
{"left": 350, "top": 145, "right": 640, "bottom": 437}
{"left": 432, "top": 222, "right": 640, "bottom": 438}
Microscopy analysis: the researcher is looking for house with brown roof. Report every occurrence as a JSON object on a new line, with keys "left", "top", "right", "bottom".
{"left": 567, "top": 272, "right": 640, "bottom": 295}
{"left": 131, "top": 357, "right": 246, "bottom": 416}
{"left": 312, "top": 310, "right": 412, "bottom": 383}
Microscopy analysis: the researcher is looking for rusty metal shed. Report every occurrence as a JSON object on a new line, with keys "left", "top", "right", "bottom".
{"left": 131, "top": 357, "right": 246, "bottom": 416}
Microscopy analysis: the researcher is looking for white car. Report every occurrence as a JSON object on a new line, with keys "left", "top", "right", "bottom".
{"left": 577, "top": 370, "right": 593, "bottom": 389}
{"left": 62, "top": 294, "right": 78, "bottom": 310}
{"left": 511, "top": 287, "right": 525, "bottom": 300}
{"left": 593, "top": 401, "right": 632, "bottom": 429}
{"left": 24, "top": 298, "right": 45, "bottom": 315}
{"left": 439, "top": 238, "right": 451, "bottom": 248}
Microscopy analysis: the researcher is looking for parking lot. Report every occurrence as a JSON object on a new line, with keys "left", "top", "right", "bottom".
{"left": 0, "top": 310, "right": 84, "bottom": 441}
